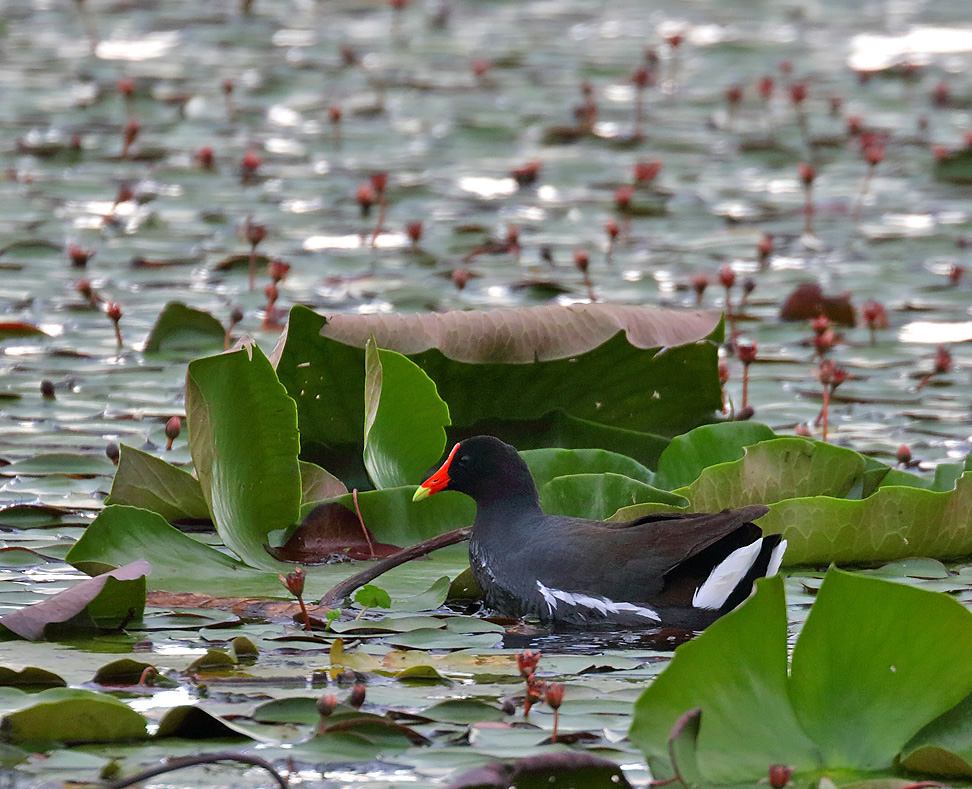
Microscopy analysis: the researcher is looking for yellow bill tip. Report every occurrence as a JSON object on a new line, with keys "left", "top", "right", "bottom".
{"left": 412, "top": 485, "right": 432, "bottom": 502}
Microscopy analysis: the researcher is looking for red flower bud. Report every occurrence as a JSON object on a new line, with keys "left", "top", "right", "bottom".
{"left": 932, "top": 81, "right": 950, "bottom": 107}
{"left": 195, "top": 146, "right": 215, "bottom": 170}
{"left": 69, "top": 244, "right": 92, "bottom": 268}
{"left": 544, "top": 682, "right": 565, "bottom": 710}
{"left": 665, "top": 33, "right": 683, "bottom": 49}
{"left": 632, "top": 67, "right": 654, "bottom": 89}
{"left": 511, "top": 160, "right": 542, "bottom": 187}
{"left": 810, "top": 314, "right": 831, "bottom": 335}
{"left": 864, "top": 145, "right": 884, "bottom": 166}
{"left": 245, "top": 221, "right": 267, "bottom": 247}
{"left": 369, "top": 171, "right": 388, "bottom": 195}
{"left": 861, "top": 300, "right": 888, "bottom": 329}
{"left": 328, "top": 105, "right": 342, "bottom": 124}
{"left": 718, "top": 264, "right": 736, "bottom": 290}
{"left": 691, "top": 274, "right": 709, "bottom": 297}
{"left": 117, "top": 78, "right": 135, "bottom": 97}
{"left": 516, "top": 649, "right": 540, "bottom": 678}
{"left": 452, "top": 269, "right": 471, "bottom": 290}
{"left": 846, "top": 116, "right": 863, "bottom": 136}
{"left": 798, "top": 163, "right": 815, "bottom": 187}
{"left": 756, "top": 76, "right": 774, "bottom": 100}
{"left": 317, "top": 694, "right": 338, "bottom": 719}
{"left": 948, "top": 264, "right": 964, "bottom": 286}
{"left": 349, "top": 682, "right": 366, "bottom": 709}
{"left": 934, "top": 345, "right": 952, "bottom": 374}
{"left": 737, "top": 341, "right": 757, "bottom": 365}
{"left": 633, "top": 160, "right": 662, "bottom": 183}
{"left": 789, "top": 83, "right": 807, "bottom": 105}
{"left": 896, "top": 445, "right": 912, "bottom": 465}
{"left": 356, "top": 183, "right": 375, "bottom": 215}
{"left": 614, "top": 185, "right": 633, "bottom": 210}
{"left": 768, "top": 764, "right": 793, "bottom": 789}
{"left": 106, "top": 302, "right": 122, "bottom": 322}
{"left": 726, "top": 85, "right": 743, "bottom": 105}
{"left": 757, "top": 234, "right": 774, "bottom": 265}
{"left": 573, "top": 247, "right": 589, "bottom": 273}
{"left": 470, "top": 58, "right": 491, "bottom": 78}
{"left": 241, "top": 149, "right": 262, "bottom": 177}
{"left": 269, "top": 259, "right": 290, "bottom": 283}
{"left": 605, "top": 219, "right": 620, "bottom": 240}
{"left": 280, "top": 567, "right": 306, "bottom": 598}
{"left": 165, "top": 416, "right": 181, "bottom": 441}
{"left": 406, "top": 221, "right": 423, "bottom": 244}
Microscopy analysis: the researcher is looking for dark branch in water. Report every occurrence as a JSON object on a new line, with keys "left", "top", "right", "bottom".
{"left": 105, "top": 752, "right": 289, "bottom": 789}
{"left": 318, "top": 527, "right": 471, "bottom": 607}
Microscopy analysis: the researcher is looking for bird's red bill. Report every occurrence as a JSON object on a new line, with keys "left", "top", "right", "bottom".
{"left": 413, "top": 443, "right": 460, "bottom": 501}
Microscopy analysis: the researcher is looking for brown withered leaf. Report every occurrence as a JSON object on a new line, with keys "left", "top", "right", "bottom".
{"left": 315, "top": 303, "right": 721, "bottom": 364}
{"left": 266, "top": 502, "right": 399, "bottom": 564}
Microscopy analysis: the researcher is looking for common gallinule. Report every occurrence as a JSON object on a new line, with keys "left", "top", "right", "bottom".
{"left": 412, "top": 435, "right": 786, "bottom": 629}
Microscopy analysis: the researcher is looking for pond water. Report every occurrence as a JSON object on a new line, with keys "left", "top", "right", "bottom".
{"left": 1, "top": 0, "right": 972, "bottom": 785}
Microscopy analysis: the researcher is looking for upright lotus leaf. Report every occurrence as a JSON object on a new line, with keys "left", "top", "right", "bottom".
{"left": 933, "top": 147, "right": 972, "bottom": 185}
{"left": 789, "top": 569, "right": 972, "bottom": 771}
{"left": 761, "top": 473, "right": 972, "bottom": 564}
{"left": 67, "top": 506, "right": 275, "bottom": 596}
{"left": 143, "top": 301, "right": 225, "bottom": 353}
{"left": 0, "top": 560, "right": 148, "bottom": 641}
{"left": 629, "top": 576, "right": 822, "bottom": 783}
{"left": 900, "top": 692, "right": 972, "bottom": 777}
{"left": 105, "top": 445, "right": 210, "bottom": 522}
{"left": 271, "top": 305, "right": 722, "bottom": 465}
{"left": 0, "top": 688, "right": 148, "bottom": 744}
{"left": 540, "top": 473, "right": 686, "bottom": 520}
{"left": 612, "top": 438, "right": 865, "bottom": 521}
{"left": 653, "top": 422, "right": 776, "bottom": 491}
{"left": 187, "top": 344, "right": 300, "bottom": 569}
{"left": 323, "top": 487, "right": 475, "bottom": 548}
{"left": 300, "top": 460, "right": 347, "bottom": 503}
{"left": 363, "top": 336, "right": 451, "bottom": 489}
{"left": 521, "top": 447, "right": 655, "bottom": 489}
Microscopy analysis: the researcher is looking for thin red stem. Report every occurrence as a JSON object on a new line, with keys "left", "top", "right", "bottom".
{"left": 551, "top": 708, "right": 559, "bottom": 743}
{"left": 821, "top": 385, "right": 831, "bottom": 442}
{"left": 351, "top": 488, "right": 376, "bottom": 559}
{"left": 248, "top": 244, "right": 257, "bottom": 291}
{"left": 372, "top": 198, "right": 387, "bottom": 246}
{"left": 296, "top": 594, "right": 312, "bottom": 631}
{"left": 741, "top": 363, "right": 750, "bottom": 409}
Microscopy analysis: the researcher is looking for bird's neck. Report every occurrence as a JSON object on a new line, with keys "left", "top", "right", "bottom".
{"left": 472, "top": 483, "right": 544, "bottom": 537}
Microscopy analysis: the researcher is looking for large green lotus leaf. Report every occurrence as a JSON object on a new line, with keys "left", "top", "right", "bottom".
{"left": 271, "top": 304, "right": 721, "bottom": 458}
{"left": 612, "top": 438, "right": 865, "bottom": 525}
{"left": 900, "top": 692, "right": 972, "bottom": 777}
{"left": 762, "top": 473, "right": 972, "bottom": 564}
{"left": 0, "top": 560, "right": 148, "bottom": 641}
{"left": 105, "top": 445, "right": 210, "bottom": 522}
{"left": 0, "top": 688, "right": 148, "bottom": 744}
{"left": 521, "top": 447, "right": 654, "bottom": 489}
{"left": 628, "top": 576, "right": 822, "bottom": 783}
{"left": 66, "top": 505, "right": 276, "bottom": 595}
{"left": 879, "top": 454, "right": 972, "bottom": 494}
{"left": 143, "top": 301, "right": 225, "bottom": 354}
{"left": 363, "top": 336, "right": 451, "bottom": 489}
{"left": 187, "top": 344, "right": 300, "bottom": 570}
{"left": 653, "top": 421, "right": 777, "bottom": 490}
{"left": 324, "top": 487, "right": 475, "bottom": 548}
{"left": 789, "top": 569, "right": 972, "bottom": 771}
{"left": 539, "top": 473, "right": 687, "bottom": 520}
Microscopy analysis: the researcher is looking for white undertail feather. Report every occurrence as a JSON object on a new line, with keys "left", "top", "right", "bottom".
{"left": 766, "top": 540, "right": 787, "bottom": 578}
{"left": 692, "top": 539, "right": 763, "bottom": 610}
{"left": 536, "top": 580, "right": 660, "bottom": 622}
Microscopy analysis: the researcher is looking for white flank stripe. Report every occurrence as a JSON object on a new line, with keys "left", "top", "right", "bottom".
{"left": 766, "top": 540, "right": 787, "bottom": 578}
{"left": 692, "top": 539, "right": 763, "bottom": 610}
{"left": 536, "top": 581, "right": 660, "bottom": 622}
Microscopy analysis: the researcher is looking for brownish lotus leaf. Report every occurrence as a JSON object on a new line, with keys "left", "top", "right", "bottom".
{"left": 0, "top": 559, "right": 150, "bottom": 641}
{"left": 265, "top": 502, "right": 399, "bottom": 564}
{"left": 0, "top": 322, "right": 50, "bottom": 340}
{"left": 313, "top": 303, "right": 721, "bottom": 364}
{"left": 779, "top": 283, "right": 855, "bottom": 326}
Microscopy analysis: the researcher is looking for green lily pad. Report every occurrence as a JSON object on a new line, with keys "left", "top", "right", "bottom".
{"left": 363, "top": 335, "right": 451, "bottom": 489}
{"left": 653, "top": 421, "right": 777, "bottom": 490}
{"left": 0, "top": 453, "right": 115, "bottom": 477}
{"left": 143, "top": 301, "right": 225, "bottom": 354}
{"left": 105, "top": 445, "right": 210, "bottom": 522}
{"left": 186, "top": 344, "right": 300, "bottom": 569}
{"left": 0, "top": 688, "right": 148, "bottom": 744}
{"left": 0, "top": 666, "right": 66, "bottom": 689}
{"left": 521, "top": 447, "right": 655, "bottom": 488}
{"left": 900, "top": 692, "right": 972, "bottom": 777}
{"left": 630, "top": 569, "right": 972, "bottom": 783}
{"left": 539, "top": 473, "right": 686, "bottom": 520}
